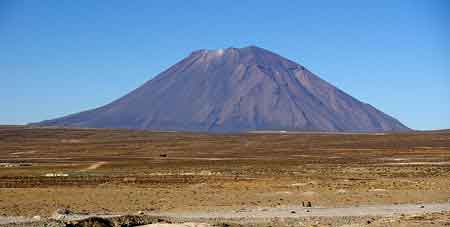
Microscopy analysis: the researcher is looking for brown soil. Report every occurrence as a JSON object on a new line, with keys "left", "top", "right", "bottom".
{"left": 0, "top": 126, "right": 449, "bottom": 226}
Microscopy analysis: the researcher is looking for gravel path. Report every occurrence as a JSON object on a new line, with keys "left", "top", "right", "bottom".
{"left": 156, "top": 202, "right": 450, "bottom": 219}
{"left": 1, "top": 203, "right": 450, "bottom": 225}
{"left": 0, "top": 216, "right": 35, "bottom": 225}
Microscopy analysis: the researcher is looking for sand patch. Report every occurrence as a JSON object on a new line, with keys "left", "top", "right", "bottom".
{"left": 11, "top": 150, "right": 37, "bottom": 155}
{"left": 60, "top": 139, "right": 83, "bottom": 143}
{"left": 80, "top": 161, "right": 108, "bottom": 172}
{"left": 301, "top": 191, "right": 316, "bottom": 196}
{"left": 369, "top": 188, "right": 387, "bottom": 192}
{"left": 275, "top": 191, "right": 293, "bottom": 195}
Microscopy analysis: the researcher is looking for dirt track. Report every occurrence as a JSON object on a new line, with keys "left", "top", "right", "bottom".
{"left": 79, "top": 161, "right": 108, "bottom": 172}
{"left": 156, "top": 203, "right": 450, "bottom": 219}
{"left": 2, "top": 202, "right": 450, "bottom": 226}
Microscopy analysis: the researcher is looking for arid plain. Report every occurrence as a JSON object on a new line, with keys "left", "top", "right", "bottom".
{"left": 1, "top": 126, "right": 450, "bottom": 226}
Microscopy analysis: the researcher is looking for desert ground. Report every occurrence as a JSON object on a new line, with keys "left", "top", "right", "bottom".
{"left": 0, "top": 126, "right": 449, "bottom": 226}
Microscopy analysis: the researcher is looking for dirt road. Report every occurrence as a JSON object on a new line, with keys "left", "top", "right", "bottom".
{"left": 155, "top": 202, "right": 450, "bottom": 219}
{"left": 1, "top": 203, "right": 450, "bottom": 226}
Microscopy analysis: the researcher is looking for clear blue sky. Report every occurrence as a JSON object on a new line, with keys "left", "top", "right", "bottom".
{"left": 1, "top": 0, "right": 449, "bottom": 130}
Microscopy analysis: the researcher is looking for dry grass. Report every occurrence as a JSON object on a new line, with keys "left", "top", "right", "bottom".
{"left": 0, "top": 126, "right": 449, "bottom": 219}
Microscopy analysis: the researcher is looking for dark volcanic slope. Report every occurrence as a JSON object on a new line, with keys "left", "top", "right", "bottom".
{"left": 34, "top": 46, "right": 410, "bottom": 132}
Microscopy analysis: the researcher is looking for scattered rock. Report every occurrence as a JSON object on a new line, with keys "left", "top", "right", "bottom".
{"left": 235, "top": 208, "right": 248, "bottom": 213}
{"left": 0, "top": 163, "right": 20, "bottom": 168}
{"left": 199, "top": 170, "right": 213, "bottom": 176}
{"left": 301, "top": 201, "right": 312, "bottom": 207}
{"left": 66, "top": 216, "right": 112, "bottom": 227}
{"left": 55, "top": 207, "right": 72, "bottom": 215}
{"left": 215, "top": 224, "right": 231, "bottom": 227}
{"left": 52, "top": 207, "right": 74, "bottom": 220}
{"left": 123, "top": 177, "right": 137, "bottom": 182}
{"left": 44, "top": 172, "right": 69, "bottom": 177}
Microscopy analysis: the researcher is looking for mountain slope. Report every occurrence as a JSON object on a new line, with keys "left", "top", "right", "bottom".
{"left": 33, "top": 46, "right": 410, "bottom": 132}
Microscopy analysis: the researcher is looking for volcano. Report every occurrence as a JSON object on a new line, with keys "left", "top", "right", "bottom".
{"left": 34, "top": 46, "right": 410, "bottom": 132}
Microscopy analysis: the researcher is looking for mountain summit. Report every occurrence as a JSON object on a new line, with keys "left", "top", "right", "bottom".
{"left": 34, "top": 46, "right": 410, "bottom": 132}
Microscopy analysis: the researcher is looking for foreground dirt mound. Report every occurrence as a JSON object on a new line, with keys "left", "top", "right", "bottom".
{"left": 66, "top": 217, "right": 112, "bottom": 227}
{"left": 66, "top": 215, "right": 170, "bottom": 227}
{"left": 0, "top": 215, "right": 173, "bottom": 227}
{"left": 137, "top": 223, "right": 211, "bottom": 227}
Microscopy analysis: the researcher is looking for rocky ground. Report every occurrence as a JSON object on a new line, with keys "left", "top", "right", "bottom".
{"left": 0, "top": 126, "right": 449, "bottom": 226}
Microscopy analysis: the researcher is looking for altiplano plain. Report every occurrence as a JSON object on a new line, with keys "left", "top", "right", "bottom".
{"left": 0, "top": 126, "right": 450, "bottom": 226}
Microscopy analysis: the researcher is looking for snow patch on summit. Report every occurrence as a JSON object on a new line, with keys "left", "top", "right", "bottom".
{"left": 207, "top": 48, "right": 225, "bottom": 57}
